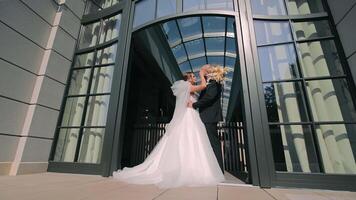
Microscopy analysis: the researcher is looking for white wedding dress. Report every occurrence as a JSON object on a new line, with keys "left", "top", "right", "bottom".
{"left": 112, "top": 80, "right": 225, "bottom": 188}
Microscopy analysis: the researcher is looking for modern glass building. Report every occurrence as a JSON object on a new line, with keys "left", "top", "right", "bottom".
{"left": 1, "top": 0, "right": 356, "bottom": 192}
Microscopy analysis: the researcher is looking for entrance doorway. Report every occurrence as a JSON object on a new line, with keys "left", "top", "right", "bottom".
{"left": 118, "top": 15, "right": 250, "bottom": 184}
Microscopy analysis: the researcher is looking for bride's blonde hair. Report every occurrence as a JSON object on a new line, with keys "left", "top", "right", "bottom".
{"left": 206, "top": 64, "right": 230, "bottom": 83}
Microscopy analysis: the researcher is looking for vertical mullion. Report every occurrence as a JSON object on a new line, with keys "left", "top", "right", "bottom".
{"left": 199, "top": 16, "right": 208, "bottom": 64}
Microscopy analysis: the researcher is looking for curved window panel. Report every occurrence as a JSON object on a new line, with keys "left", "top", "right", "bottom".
{"left": 254, "top": 21, "right": 293, "bottom": 46}
{"left": 78, "top": 21, "right": 101, "bottom": 49}
{"left": 298, "top": 40, "right": 344, "bottom": 77}
{"left": 74, "top": 52, "right": 95, "bottom": 68}
{"left": 172, "top": 44, "right": 187, "bottom": 63}
{"left": 203, "top": 16, "right": 226, "bottom": 36}
{"left": 183, "top": 0, "right": 233, "bottom": 12}
{"left": 99, "top": 14, "right": 122, "bottom": 43}
{"left": 190, "top": 57, "right": 207, "bottom": 72}
{"left": 251, "top": 0, "right": 287, "bottom": 15}
{"left": 286, "top": 0, "right": 324, "bottom": 15}
{"left": 263, "top": 82, "right": 308, "bottom": 123}
{"left": 157, "top": 0, "right": 177, "bottom": 18}
{"left": 306, "top": 78, "right": 356, "bottom": 122}
{"left": 185, "top": 39, "right": 205, "bottom": 58}
{"left": 78, "top": 128, "right": 105, "bottom": 164}
{"left": 177, "top": 17, "right": 202, "bottom": 40}
{"left": 206, "top": 37, "right": 225, "bottom": 55}
{"left": 314, "top": 124, "right": 356, "bottom": 174}
{"left": 133, "top": 0, "right": 155, "bottom": 28}
{"left": 68, "top": 68, "right": 92, "bottom": 95}
{"left": 179, "top": 61, "right": 192, "bottom": 72}
{"left": 270, "top": 125, "right": 320, "bottom": 172}
{"left": 95, "top": 44, "right": 118, "bottom": 65}
{"left": 54, "top": 128, "right": 80, "bottom": 162}
{"left": 207, "top": 56, "right": 224, "bottom": 66}
{"left": 258, "top": 44, "right": 298, "bottom": 82}
{"left": 61, "top": 97, "right": 86, "bottom": 127}
{"left": 162, "top": 21, "right": 181, "bottom": 46}
{"left": 292, "top": 20, "right": 332, "bottom": 41}
{"left": 90, "top": 66, "right": 114, "bottom": 94}
{"left": 85, "top": 95, "right": 111, "bottom": 126}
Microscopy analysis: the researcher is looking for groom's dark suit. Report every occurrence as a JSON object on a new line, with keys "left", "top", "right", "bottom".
{"left": 192, "top": 80, "right": 224, "bottom": 172}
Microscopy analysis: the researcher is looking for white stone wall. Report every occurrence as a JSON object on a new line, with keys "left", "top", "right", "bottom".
{"left": 0, "top": 0, "right": 85, "bottom": 175}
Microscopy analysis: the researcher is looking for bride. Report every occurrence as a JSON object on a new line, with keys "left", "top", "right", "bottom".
{"left": 112, "top": 65, "right": 225, "bottom": 188}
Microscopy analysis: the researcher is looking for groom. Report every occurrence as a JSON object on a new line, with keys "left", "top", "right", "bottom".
{"left": 188, "top": 65, "right": 224, "bottom": 173}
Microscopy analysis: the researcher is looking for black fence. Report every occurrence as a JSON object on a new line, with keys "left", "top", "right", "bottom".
{"left": 129, "top": 122, "right": 249, "bottom": 183}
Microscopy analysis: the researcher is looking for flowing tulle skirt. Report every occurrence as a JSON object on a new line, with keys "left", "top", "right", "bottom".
{"left": 112, "top": 108, "right": 225, "bottom": 188}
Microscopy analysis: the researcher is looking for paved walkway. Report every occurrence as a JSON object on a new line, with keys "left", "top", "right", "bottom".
{"left": 0, "top": 173, "right": 355, "bottom": 200}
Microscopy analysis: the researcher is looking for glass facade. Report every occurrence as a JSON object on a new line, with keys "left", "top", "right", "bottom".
{"left": 133, "top": 0, "right": 235, "bottom": 28}
{"left": 49, "top": 0, "right": 356, "bottom": 190}
{"left": 53, "top": 9, "right": 122, "bottom": 164}
{"left": 251, "top": 0, "right": 356, "bottom": 174}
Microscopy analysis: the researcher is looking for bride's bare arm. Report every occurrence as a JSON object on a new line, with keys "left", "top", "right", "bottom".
{"left": 190, "top": 68, "right": 207, "bottom": 93}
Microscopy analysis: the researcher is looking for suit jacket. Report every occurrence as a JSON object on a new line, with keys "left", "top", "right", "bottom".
{"left": 192, "top": 80, "right": 223, "bottom": 123}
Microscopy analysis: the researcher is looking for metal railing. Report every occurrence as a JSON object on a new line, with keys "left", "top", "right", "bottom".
{"left": 129, "top": 122, "right": 249, "bottom": 183}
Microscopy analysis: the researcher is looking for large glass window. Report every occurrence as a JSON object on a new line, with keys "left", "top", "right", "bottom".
{"left": 53, "top": 12, "right": 122, "bottom": 164}
{"left": 85, "top": 0, "right": 121, "bottom": 14}
{"left": 252, "top": 4, "right": 356, "bottom": 174}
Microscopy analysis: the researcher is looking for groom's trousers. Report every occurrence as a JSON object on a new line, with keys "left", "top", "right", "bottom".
{"left": 204, "top": 123, "right": 224, "bottom": 173}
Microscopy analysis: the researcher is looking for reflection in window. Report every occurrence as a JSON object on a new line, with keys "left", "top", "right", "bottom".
{"left": 95, "top": 44, "right": 118, "bottom": 65}
{"left": 90, "top": 66, "right": 114, "bottom": 94}
{"left": 61, "top": 97, "right": 86, "bottom": 127}
{"left": 314, "top": 124, "right": 356, "bottom": 174}
{"left": 78, "top": 128, "right": 105, "bottom": 163}
{"left": 190, "top": 57, "right": 207, "bottom": 72}
{"left": 177, "top": 17, "right": 202, "bottom": 40}
{"left": 162, "top": 21, "right": 182, "bottom": 46}
{"left": 298, "top": 40, "right": 344, "bottom": 77}
{"left": 172, "top": 44, "right": 187, "bottom": 63}
{"left": 79, "top": 21, "right": 101, "bottom": 49}
{"left": 99, "top": 15, "right": 122, "bottom": 43}
{"left": 206, "top": 37, "right": 225, "bottom": 54}
{"left": 68, "top": 68, "right": 92, "bottom": 95}
{"left": 292, "top": 20, "right": 332, "bottom": 41}
{"left": 306, "top": 78, "right": 356, "bottom": 122}
{"left": 54, "top": 128, "right": 80, "bottom": 162}
{"left": 133, "top": 0, "right": 155, "bottom": 28}
{"left": 85, "top": 95, "right": 110, "bottom": 126}
{"left": 254, "top": 21, "right": 293, "bottom": 45}
{"left": 185, "top": 39, "right": 205, "bottom": 58}
{"left": 258, "top": 44, "right": 298, "bottom": 81}
{"left": 203, "top": 16, "right": 226, "bottom": 36}
{"left": 74, "top": 52, "right": 94, "bottom": 68}
{"left": 251, "top": 0, "right": 287, "bottom": 15}
{"left": 183, "top": 0, "right": 234, "bottom": 12}
{"left": 85, "top": 0, "right": 121, "bottom": 14}
{"left": 263, "top": 82, "right": 308, "bottom": 123}
{"left": 270, "top": 125, "right": 320, "bottom": 172}
{"left": 207, "top": 56, "right": 224, "bottom": 66}
{"left": 157, "top": 0, "right": 177, "bottom": 18}
{"left": 286, "top": 0, "right": 324, "bottom": 15}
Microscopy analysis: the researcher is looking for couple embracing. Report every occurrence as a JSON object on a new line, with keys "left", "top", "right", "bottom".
{"left": 113, "top": 64, "right": 228, "bottom": 188}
